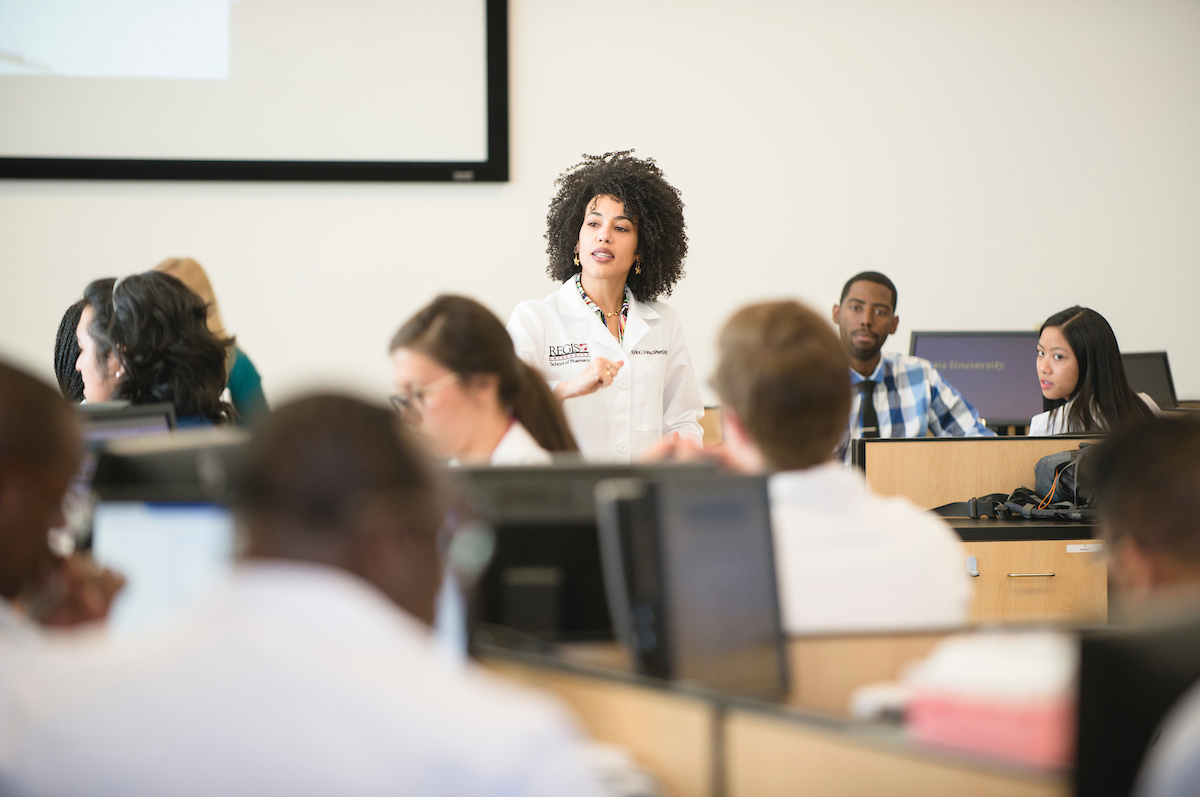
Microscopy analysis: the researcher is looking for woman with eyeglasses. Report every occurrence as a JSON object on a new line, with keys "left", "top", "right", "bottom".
{"left": 507, "top": 151, "right": 704, "bottom": 462}
{"left": 389, "top": 295, "right": 578, "bottom": 464}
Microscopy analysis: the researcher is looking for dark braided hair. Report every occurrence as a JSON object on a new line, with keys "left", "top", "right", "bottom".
{"left": 82, "top": 273, "right": 234, "bottom": 423}
{"left": 545, "top": 151, "right": 688, "bottom": 303}
{"left": 54, "top": 299, "right": 86, "bottom": 402}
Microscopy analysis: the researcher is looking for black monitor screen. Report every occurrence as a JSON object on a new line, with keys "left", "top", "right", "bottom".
{"left": 656, "top": 475, "right": 787, "bottom": 698}
{"left": 450, "top": 462, "right": 714, "bottom": 642}
{"left": 909, "top": 331, "right": 1043, "bottom": 427}
{"left": 1121, "top": 352, "right": 1177, "bottom": 410}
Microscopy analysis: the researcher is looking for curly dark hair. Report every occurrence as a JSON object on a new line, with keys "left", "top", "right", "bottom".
{"left": 82, "top": 273, "right": 234, "bottom": 423}
{"left": 545, "top": 151, "right": 687, "bottom": 303}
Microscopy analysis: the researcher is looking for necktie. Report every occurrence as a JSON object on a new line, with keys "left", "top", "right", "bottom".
{"left": 858, "top": 380, "right": 880, "bottom": 439}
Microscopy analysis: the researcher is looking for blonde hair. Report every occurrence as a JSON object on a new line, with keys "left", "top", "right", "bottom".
{"left": 153, "top": 257, "right": 228, "bottom": 338}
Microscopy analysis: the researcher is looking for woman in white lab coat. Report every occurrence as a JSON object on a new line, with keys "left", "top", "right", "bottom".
{"left": 507, "top": 151, "right": 704, "bottom": 462}
{"left": 390, "top": 295, "right": 578, "bottom": 465}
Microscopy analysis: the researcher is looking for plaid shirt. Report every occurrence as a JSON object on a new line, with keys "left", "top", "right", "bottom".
{"left": 837, "top": 353, "right": 994, "bottom": 463}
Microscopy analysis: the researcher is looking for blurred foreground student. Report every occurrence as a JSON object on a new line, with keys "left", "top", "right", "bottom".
{"left": 1031, "top": 305, "right": 1158, "bottom": 435}
{"left": 707, "top": 300, "right": 971, "bottom": 633}
{"left": 832, "top": 272, "right": 992, "bottom": 463}
{"left": 390, "top": 295, "right": 577, "bottom": 464}
{"left": 1091, "top": 417, "right": 1200, "bottom": 797}
{"left": 0, "top": 394, "right": 604, "bottom": 797}
{"left": 0, "top": 362, "right": 122, "bottom": 638}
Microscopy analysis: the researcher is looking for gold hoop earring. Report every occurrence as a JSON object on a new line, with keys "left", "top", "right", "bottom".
{"left": 573, "top": 254, "right": 581, "bottom": 266}
{"left": 634, "top": 259, "right": 642, "bottom": 275}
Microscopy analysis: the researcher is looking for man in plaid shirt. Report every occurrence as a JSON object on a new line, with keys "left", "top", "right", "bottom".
{"left": 832, "top": 272, "right": 994, "bottom": 464}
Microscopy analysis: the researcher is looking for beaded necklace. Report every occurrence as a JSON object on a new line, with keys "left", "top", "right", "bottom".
{"left": 575, "top": 274, "right": 630, "bottom": 344}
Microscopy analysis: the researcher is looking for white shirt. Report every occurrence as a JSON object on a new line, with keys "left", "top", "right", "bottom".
{"left": 769, "top": 463, "right": 972, "bottom": 634}
{"left": 0, "top": 600, "right": 36, "bottom": 646}
{"left": 491, "top": 420, "right": 553, "bottom": 466}
{"left": 1135, "top": 677, "right": 1200, "bottom": 797}
{"left": 0, "top": 563, "right": 604, "bottom": 797}
{"left": 1029, "top": 392, "right": 1161, "bottom": 435}
{"left": 507, "top": 279, "right": 703, "bottom": 463}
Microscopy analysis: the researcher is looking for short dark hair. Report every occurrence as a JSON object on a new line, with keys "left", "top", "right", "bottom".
{"left": 0, "top": 360, "right": 80, "bottom": 472}
{"left": 390, "top": 295, "right": 577, "bottom": 454}
{"left": 713, "top": 301, "right": 851, "bottom": 471}
{"left": 545, "top": 151, "right": 687, "bottom": 303}
{"left": 235, "top": 394, "right": 443, "bottom": 546}
{"left": 1095, "top": 416, "right": 1200, "bottom": 565}
{"left": 1039, "top": 306, "right": 1153, "bottom": 432}
{"left": 839, "top": 272, "right": 898, "bottom": 311}
{"left": 83, "top": 273, "right": 233, "bottom": 422}
{"left": 54, "top": 300, "right": 86, "bottom": 403}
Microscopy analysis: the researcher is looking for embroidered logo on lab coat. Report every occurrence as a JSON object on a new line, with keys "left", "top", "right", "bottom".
{"left": 548, "top": 343, "right": 590, "bottom": 367}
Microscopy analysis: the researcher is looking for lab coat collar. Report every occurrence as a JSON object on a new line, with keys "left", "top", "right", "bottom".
{"left": 553, "top": 277, "right": 659, "bottom": 353}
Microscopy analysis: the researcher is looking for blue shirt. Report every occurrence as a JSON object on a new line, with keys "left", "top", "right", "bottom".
{"left": 837, "top": 353, "right": 995, "bottom": 463}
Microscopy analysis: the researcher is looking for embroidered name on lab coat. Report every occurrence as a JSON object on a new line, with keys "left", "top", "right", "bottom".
{"left": 629, "top": 349, "right": 668, "bottom": 356}
{"left": 548, "top": 343, "right": 591, "bottom": 367}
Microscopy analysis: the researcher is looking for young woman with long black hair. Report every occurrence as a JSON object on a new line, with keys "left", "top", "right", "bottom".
{"left": 1031, "top": 306, "right": 1158, "bottom": 435}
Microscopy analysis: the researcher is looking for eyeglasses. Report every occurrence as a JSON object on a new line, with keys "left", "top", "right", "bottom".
{"left": 390, "top": 372, "right": 460, "bottom": 417}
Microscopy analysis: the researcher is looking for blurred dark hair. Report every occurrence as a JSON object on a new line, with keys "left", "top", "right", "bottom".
{"left": 545, "top": 151, "right": 687, "bottom": 303}
{"left": 390, "top": 295, "right": 577, "bottom": 454}
{"left": 1095, "top": 416, "right": 1200, "bottom": 564}
{"left": 0, "top": 359, "right": 80, "bottom": 472}
{"left": 1039, "top": 306, "right": 1153, "bottom": 433}
{"left": 234, "top": 393, "right": 444, "bottom": 543}
{"left": 839, "top": 271, "right": 898, "bottom": 311}
{"left": 83, "top": 273, "right": 233, "bottom": 423}
{"left": 714, "top": 300, "right": 851, "bottom": 471}
{"left": 54, "top": 300, "right": 86, "bottom": 403}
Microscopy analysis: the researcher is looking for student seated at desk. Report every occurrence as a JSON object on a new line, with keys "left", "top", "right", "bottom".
{"left": 1031, "top": 305, "right": 1158, "bottom": 435}
{"left": 831, "top": 272, "right": 993, "bottom": 464}
{"left": 0, "top": 395, "right": 604, "bottom": 797}
{"left": 708, "top": 300, "right": 971, "bottom": 634}
{"left": 77, "top": 273, "right": 233, "bottom": 426}
{"left": 390, "top": 295, "right": 578, "bottom": 465}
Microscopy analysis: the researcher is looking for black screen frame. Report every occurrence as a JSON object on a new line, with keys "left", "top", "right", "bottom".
{"left": 0, "top": 0, "right": 509, "bottom": 183}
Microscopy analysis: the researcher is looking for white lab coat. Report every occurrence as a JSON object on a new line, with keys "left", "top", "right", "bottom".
{"left": 490, "top": 420, "right": 554, "bottom": 466}
{"left": 507, "top": 279, "right": 704, "bottom": 462}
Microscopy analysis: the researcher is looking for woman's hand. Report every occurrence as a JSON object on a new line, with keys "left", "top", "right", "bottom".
{"left": 555, "top": 357, "right": 625, "bottom": 400}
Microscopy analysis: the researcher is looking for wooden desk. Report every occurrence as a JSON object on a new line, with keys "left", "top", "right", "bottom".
{"left": 851, "top": 436, "right": 1098, "bottom": 510}
{"left": 481, "top": 638, "right": 1069, "bottom": 797}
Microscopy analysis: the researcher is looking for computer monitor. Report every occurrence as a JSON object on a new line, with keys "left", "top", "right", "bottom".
{"left": 1074, "top": 612, "right": 1200, "bottom": 797}
{"left": 87, "top": 430, "right": 248, "bottom": 633}
{"left": 1121, "top": 352, "right": 1178, "bottom": 410}
{"left": 449, "top": 462, "right": 715, "bottom": 643}
{"left": 91, "top": 501, "right": 236, "bottom": 633}
{"left": 909, "top": 331, "right": 1043, "bottom": 427}
{"left": 79, "top": 401, "right": 177, "bottom": 440}
{"left": 596, "top": 472, "right": 788, "bottom": 699}
{"left": 71, "top": 402, "right": 178, "bottom": 505}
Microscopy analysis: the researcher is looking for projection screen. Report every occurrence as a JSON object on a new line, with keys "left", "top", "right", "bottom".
{"left": 0, "top": 0, "right": 509, "bottom": 181}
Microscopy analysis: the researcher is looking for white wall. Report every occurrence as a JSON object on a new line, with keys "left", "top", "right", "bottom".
{"left": 3, "top": 0, "right": 1198, "bottom": 408}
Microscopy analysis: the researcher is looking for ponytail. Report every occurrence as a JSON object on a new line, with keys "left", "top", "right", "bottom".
{"left": 509, "top": 360, "right": 579, "bottom": 454}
